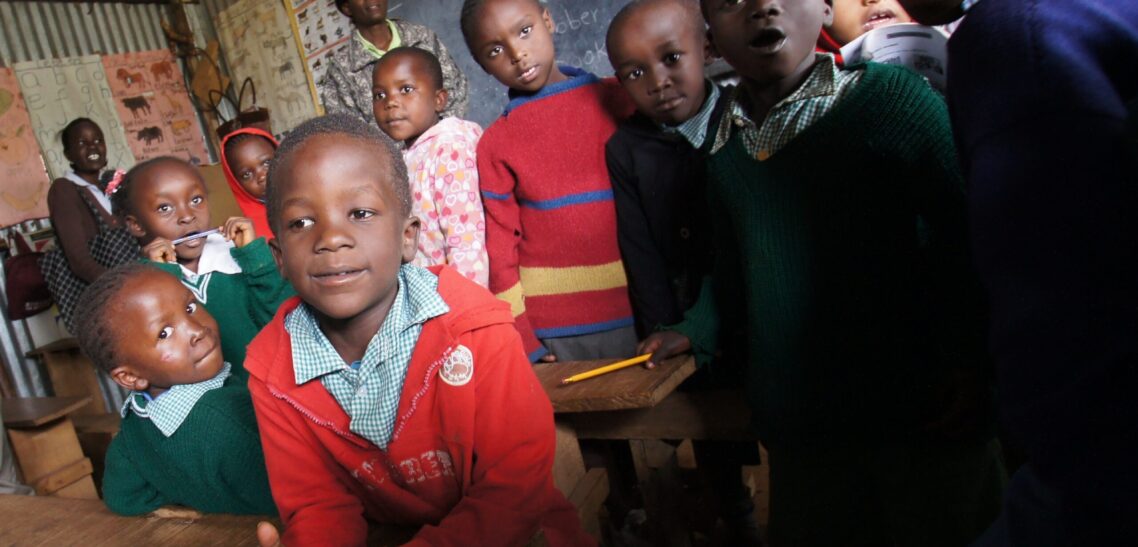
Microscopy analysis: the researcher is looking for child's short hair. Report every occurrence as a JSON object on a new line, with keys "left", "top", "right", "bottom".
{"left": 459, "top": 0, "right": 544, "bottom": 46}
{"left": 265, "top": 113, "right": 411, "bottom": 235}
{"left": 73, "top": 263, "right": 162, "bottom": 372}
{"left": 109, "top": 156, "right": 194, "bottom": 217}
{"left": 377, "top": 47, "right": 445, "bottom": 91}
{"left": 60, "top": 117, "right": 99, "bottom": 149}
{"left": 609, "top": 0, "right": 705, "bottom": 48}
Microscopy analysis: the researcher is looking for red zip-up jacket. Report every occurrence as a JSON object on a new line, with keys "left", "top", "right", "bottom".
{"left": 246, "top": 266, "right": 591, "bottom": 546}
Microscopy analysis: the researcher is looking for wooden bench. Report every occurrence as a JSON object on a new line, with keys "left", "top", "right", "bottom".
{"left": 27, "top": 338, "right": 108, "bottom": 416}
{"left": 2, "top": 396, "right": 98, "bottom": 498}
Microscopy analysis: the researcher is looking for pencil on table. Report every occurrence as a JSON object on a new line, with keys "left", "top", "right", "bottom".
{"left": 560, "top": 353, "right": 653, "bottom": 385}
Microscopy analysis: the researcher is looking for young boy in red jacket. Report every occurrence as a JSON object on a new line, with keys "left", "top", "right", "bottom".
{"left": 248, "top": 113, "right": 589, "bottom": 547}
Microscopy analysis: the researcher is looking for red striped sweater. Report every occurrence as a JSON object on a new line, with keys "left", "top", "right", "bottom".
{"left": 478, "top": 67, "right": 636, "bottom": 360}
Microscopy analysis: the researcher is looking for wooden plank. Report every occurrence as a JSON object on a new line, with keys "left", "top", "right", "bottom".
{"left": 2, "top": 396, "right": 91, "bottom": 427}
{"left": 38, "top": 347, "right": 108, "bottom": 415}
{"left": 551, "top": 422, "right": 586, "bottom": 496}
{"left": 563, "top": 390, "right": 756, "bottom": 441}
{"left": 6, "top": 413, "right": 98, "bottom": 499}
{"left": 566, "top": 468, "right": 608, "bottom": 540}
{"left": 31, "top": 457, "right": 93, "bottom": 496}
{"left": 26, "top": 337, "right": 79, "bottom": 357}
{"left": 535, "top": 355, "right": 697, "bottom": 413}
{"left": 73, "top": 413, "right": 122, "bottom": 435}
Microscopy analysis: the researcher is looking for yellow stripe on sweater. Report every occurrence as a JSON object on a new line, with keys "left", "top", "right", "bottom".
{"left": 519, "top": 261, "right": 628, "bottom": 297}
{"left": 495, "top": 282, "right": 526, "bottom": 318}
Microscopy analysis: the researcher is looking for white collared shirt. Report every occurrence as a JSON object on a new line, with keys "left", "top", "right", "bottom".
{"left": 63, "top": 171, "right": 114, "bottom": 215}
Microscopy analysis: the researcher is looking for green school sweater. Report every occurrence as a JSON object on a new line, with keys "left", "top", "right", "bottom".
{"left": 147, "top": 237, "right": 294, "bottom": 378}
{"left": 676, "top": 63, "right": 990, "bottom": 447}
{"left": 101, "top": 376, "right": 277, "bottom": 516}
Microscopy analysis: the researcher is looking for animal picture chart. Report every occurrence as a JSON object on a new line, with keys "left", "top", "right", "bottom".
{"left": 102, "top": 50, "right": 209, "bottom": 165}
{"left": 0, "top": 68, "right": 51, "bottom": 225}
{"left": 14, "top": 55, "right": 135, "bottom": 181}
{"left": 215, "top": 0, "right": 317, "bottom": 134}
{"left": 287, "top": 0, "right": 353, "bottom": 111}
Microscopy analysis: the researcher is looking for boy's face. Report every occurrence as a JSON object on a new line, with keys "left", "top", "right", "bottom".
{"left": 338, "top": 0, "right": 387, "bottom": 26}
{"left": 828, "top": 0, "right": 912, "bottom": 45}
{"left": 64, "top": 121, "right": 107, "bottom": 174}
{"left": 609, "top": 2, "right": 710, "bottom": 126}
{"left": 465, "top": 0, "right": 565, "bottom": 93}
{"left": 702, "top": 0, "right": 833, "bottom": 86}
{"left": 125, "top": 160, "right": 212, "bottom": 264}
{"left": 372, "top": 55, "right": 449, "bottom": 144}
{"left": 109, "top": 270, "right": 224, "bottom": 397}
{"left": 270, "top": 135, "right": 418, "bottom": 327}
{"left": 226, "top": 137, "right": 274, "bottom": 199}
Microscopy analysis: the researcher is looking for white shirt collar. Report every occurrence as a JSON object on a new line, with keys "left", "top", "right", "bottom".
{"left": 179, "top": 233, "right": 241, "bottom": 278}
{"left": 63, "top": 171, "right": 114, "bottom": 216}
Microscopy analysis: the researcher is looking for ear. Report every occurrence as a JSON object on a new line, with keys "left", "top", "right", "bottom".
{"left": 434, "top": 88, "right": 449, "bottom": 114}
{"left": 400, "top": 216, "right": 421, "bottom": 264}
{"left": 124, "top": 214, "right": 147, "bottom": 238}
{"left": 541, "top": 7, "right": 556, "bottom": 34}
{"left": 822, "top": 1, "right": 834, "bottom": 27}
{"left": 705, "top": 28, "right": 721, "bottom": 61}
{"left": 111, "top": 366, "right": 149, "bottom": 392}
{"left": 702, "top": 32, "right": 714, "bottom": 65}
{"left": 269, "top": 236, "right": 287, "bottom": 278}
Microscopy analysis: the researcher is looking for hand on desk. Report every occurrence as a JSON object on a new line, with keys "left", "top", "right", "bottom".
{"left": 257, "top": 521, "right": 283, "bottom": 547}
{"left": 637, "top": 331, "right": 691, "bottom": 369}
{"left": 539, "top": 353, "right": 557, "bottom": 363}
{"left": 149, "top": 506, "right": 203, "bottom": 520}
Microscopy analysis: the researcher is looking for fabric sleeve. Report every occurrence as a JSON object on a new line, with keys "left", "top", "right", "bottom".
{"left": 248, "top": 376, "right": 368, "bottom": 547}
{"left": 606, "top": 139, "right": 682, "bottom": 337}
{"left": 407, "top": 324, "right": 585, "bottom": 546}
{"left": 230, "top": 237, "right": 296, "bottom": 330}
{"left": 426, "top": 31, "right": 469, "bottom": 120}
{"left": 101, "top": 432, "right": 167, "bottom": 515}
{"left": 430, "top": 136, "right": 489, "bottom": 288}
{"left": 47, "top": 180, "right": 109, "bottom": 283}
{"left": 317, "top": 59, "right": 355, "bottom": 117}
{"left": 477, "top": 134, "right": 546, "bottom": 361}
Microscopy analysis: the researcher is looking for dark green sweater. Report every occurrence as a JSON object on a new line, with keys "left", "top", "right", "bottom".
{"left": 102, "top": 376, "right": 277, "bottom": 516}
{"left": 676, "top": 63, "right": 989, "bottom": 447}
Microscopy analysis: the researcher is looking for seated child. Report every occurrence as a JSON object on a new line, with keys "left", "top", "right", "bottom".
{"left": 604, "top": 0, "right": 759, "bottom": 543}
{"left": 247, "top": 114, "right": 589, "bottom": 546}
{"left": 73, "top": 263, "right": 275, "bottom": 516}
{"left": 817, "top": 0, "right": 914, "bottom": 63}
{"left": 319, "top": 0, "right": 469, "bottom": 126}
{"left": 221, "top": 128, "right": 278, "bottom": 239}
{"left": 641, "top": 0, "right": 1004, "bottom": 544}
{"left": 110, "top": 156, "right": 294, "bottom": 376}
{"left": 371, "top": 47, "right": 489, "bottom": 287}
{"left": 460, "top": 0, "right": 637, "bottom": 362}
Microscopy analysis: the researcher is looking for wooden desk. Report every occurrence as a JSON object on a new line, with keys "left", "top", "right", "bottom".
{"left": 535, "top": 355, "right": 697, "bottom": 413}
{"left": 27, "top": 338, "right": 108, "bottom": 416}
{"left": 2, "top": 396, "right": 97, "bottom": 498}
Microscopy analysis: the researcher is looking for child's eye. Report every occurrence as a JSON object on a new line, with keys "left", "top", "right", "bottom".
{"left": 288, "top": 217, "right": 314, "bottom": 230}
{"left": 374, "top": 90, "right": 387, "bottom": 101}
{"left": 261, "top": 159, "right": 271, "bottom": 168}
{"left": 721, "top": 0, "right": 744, "bottom": 6}
{"left": 350, "top": 209, "right": 375, "bottom": 220}
{"left": 400, "top": 85, "right": 414, "bottom": 94}
{"left": 240, "top": 170, "right": 253, "bottom": 181}
{"left": 487, "top": 45, "right": 503, "bottom": 58}
{"left": 625, "top": 68, "right": 644, "bottom": 81}
{"left": 191, "top": 196, "right": 204, "bottom": 205}
{"left": 664, "top": 53, "right": 681, "bottom": 65}
{"left": 186, "top": 302, "right": 197, "bottom": 314}
{"left": 158, "top": 326, "right": 173, "bottom": 340}
{"left": 157, "top": 204, "right": 173, "bottom": 214}
{"left": 520, "top": 25, "right": 532, "bottom": 37}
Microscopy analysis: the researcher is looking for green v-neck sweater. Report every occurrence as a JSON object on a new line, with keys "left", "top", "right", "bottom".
{"left": 677, "top": 63, "right": 989, "bottom": 447}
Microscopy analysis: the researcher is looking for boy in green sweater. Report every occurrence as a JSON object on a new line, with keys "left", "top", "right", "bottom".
{"left": 641, "top": 0, "right": 1004, "bottom": 544}
{"left": 73, "top": 263, "right": 276, "bottom": 516}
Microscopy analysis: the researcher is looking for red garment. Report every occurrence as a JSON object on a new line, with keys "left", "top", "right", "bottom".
{"left": 246, "top": 266, "right": 591, "bottom": 547}
{"left": 219, "top": 127, "right": 277, "bottom": 240}
{"left": 477, "top": 71, "right": 637, "bottom": 359}
{"left": 817, "top": 28, "right": 846, "bottom": 66}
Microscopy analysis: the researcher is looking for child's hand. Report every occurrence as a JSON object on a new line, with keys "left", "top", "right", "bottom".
{"left": 149, "top": 505, "right": 202, "bottom": 520}
{"left": 539, "top": 353, "right": 558, "bottom": 363}
{"left": 222, "top": 216, "right": 256, "bottom": 248}
{"left": 256, "top": 521, "right": 283, "bottom": 547}
{"left": 636, "top": 331, "right": 691, "bottom": 369}
{"left": 142, "top": 238, "right": 177, "bottom": 263}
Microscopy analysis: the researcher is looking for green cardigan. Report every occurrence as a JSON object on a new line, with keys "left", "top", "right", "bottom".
{"left": 101, "top": 375, "right": 277, "bottom": 516}
{"left": 675, "top": 63, "right": 990, "bottom": 447}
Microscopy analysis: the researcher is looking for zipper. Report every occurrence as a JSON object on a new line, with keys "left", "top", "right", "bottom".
{"left": 267, "top": 384, "right": 372, "bottom": 449}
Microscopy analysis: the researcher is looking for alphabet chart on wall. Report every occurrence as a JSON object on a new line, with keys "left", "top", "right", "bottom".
{"left": 0, "top": 68, "right": 51, "bottom": 225}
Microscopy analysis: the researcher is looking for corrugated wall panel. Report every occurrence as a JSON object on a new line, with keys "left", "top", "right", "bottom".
{"left": 0, "top": 1, "right": 170, "bottom": 65}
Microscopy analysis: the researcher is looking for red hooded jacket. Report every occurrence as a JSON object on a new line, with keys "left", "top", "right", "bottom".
{"left": 246, "top": 266, "right": 591, "bottom": 546}
{"left": 220, "top": 127, "right": 276, "bottom": 240}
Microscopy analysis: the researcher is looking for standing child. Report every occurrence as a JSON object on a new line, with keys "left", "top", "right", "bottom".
{"left": 111, "top": 157, "right": 294, "bottom": 376}
{"left": 642, "top": 0, "right": 1004, "bottom": 544}
{"left": 221, "top": 128, "right": 278, "bottom": 240}
{"left": 248, "top": 114, "right": 588, "bottom": 546}
{"left": 372, "top": 47, "right": 489, "bottom": 287}
{"left": 460, "top": 0, "right": 637, "bottom": 362}
{"left": 73, "top": 263, "right": 275, "bottom": 516}
{"left": 319, "top": 0, "right": 469, "bottom": 127}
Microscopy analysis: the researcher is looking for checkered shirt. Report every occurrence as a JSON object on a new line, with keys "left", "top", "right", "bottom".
{"left": 285, "top": 264, "right": 449, "bottom": 449}
{"left": 120, "top": 362, "right": 232, "bottom": 437}
{"left": 710, "top": 54, "right": 863, "bottom": 160}
{"left": 668, "top": 80, "right": 721, "bottom": 150}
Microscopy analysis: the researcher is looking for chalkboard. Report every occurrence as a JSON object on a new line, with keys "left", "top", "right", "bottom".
{"left": 388, "top": 0, "right": 633, "bottom": 128}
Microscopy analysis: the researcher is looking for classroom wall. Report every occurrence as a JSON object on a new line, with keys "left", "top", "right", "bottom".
{"left": 0, "top": 2, "right": 170, "bottom": 65}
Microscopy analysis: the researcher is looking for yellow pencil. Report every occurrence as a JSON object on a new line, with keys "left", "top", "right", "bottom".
{"left": 560, "top": 354, "right": 653, "bottom": 385}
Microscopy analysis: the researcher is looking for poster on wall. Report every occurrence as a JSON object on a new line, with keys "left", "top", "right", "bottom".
{"left": 215, "top": 0, "right": 317, "bottom": 134}
{"left": 14, "top": 55, "right": 135, "bottom": 181}
{"left": 0, "top": 68, "right": 52, "bottom": 226}
{"left": 102, "top": 50, "right": 210, "bottom": 165}
{"left": 287, "top": 0, "right": 352, "bottom": 107}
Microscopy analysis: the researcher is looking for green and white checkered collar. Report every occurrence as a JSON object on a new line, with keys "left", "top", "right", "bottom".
{"left": 666, "top": 80, "right": 721, "bottom": 150}
{"left": 286, "top": 264, "right": 449, "bottom": 387}
{"left": 120, "top": 362, "right": 232, "bottom": 437}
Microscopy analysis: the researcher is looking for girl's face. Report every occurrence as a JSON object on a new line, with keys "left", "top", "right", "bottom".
{"left": 63, "top": 121, "right": 108, "bottom": 175}
{"left": 125, "top": 160, "right": 212, "bottom": 268}
{"left": 371, "top": 55, "right": 448, "bottom": 145}
{"left": 828, "top": 0, "right": 914, "bottom": 45}
{"left": 226, "top": 137, "right": 274, "bottom": 199}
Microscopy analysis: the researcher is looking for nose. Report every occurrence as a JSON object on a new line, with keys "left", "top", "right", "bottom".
{"left": 647, "top": 66, "right": 670, "bottom": 94}
{"left": 750, "top": 0, "right": 781, "bottom": 19}
{"left": 177, "top": 205, "right": 196, "bottom": 225}
{"left": 505, "top": 41, "right": 525, "bottom": 64}
{"left": 314, "top": 217, "right": 354, "bottom": 253}
{"left": 186, "top": 315, "right": 207, "bottom": 345}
